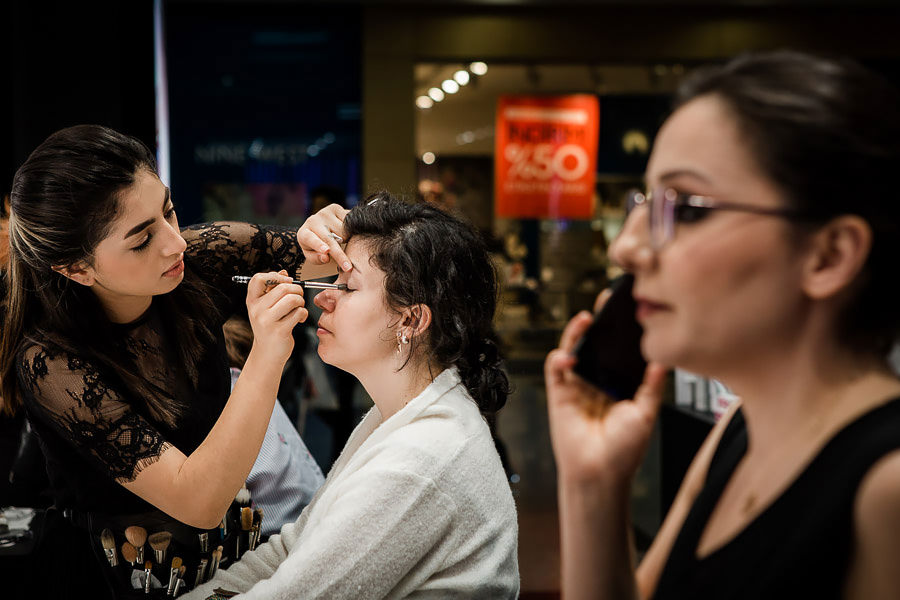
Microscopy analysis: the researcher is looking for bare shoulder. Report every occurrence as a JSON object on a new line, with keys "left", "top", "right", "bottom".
{"left": 845, "top": 448, "right": 900, "bottom": 599}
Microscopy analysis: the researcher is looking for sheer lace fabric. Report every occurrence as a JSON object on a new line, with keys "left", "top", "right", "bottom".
{"left": 18, "top": 223, "right": 304, "bottom": 506}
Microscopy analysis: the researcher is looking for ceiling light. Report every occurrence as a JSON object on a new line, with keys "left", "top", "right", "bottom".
{"left": 422, "top": 152, "right": 436, "bottom": 165}
{"left": 441, "top": 79, "right": 459, "bottom": 94}
{"left": 453, "top": 70, "right": 470, "bottom": 86}
{"left": 428, "top": 87, "right": 445, "bottom": 102}
{"left": 416, "top": 95, "right": 434, "bottom": 109}
{"left": 469, "top": 61, "right": 488, "bottom": 76}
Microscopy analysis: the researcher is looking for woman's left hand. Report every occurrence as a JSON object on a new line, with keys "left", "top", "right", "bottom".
{"left": 297, "top": 203, "right": 351, "bottom": 271}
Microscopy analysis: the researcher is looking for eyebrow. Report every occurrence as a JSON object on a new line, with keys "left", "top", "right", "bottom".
{"left": 656, "top": 169, "right": 713, "bottom": 185}
{"left": 123, "top": 188, "right": 170, "bottom": 239}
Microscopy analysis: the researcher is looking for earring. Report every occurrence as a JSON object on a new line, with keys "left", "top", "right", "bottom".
{"left": 397, "top": 331, "right": 410, "bottom": 355}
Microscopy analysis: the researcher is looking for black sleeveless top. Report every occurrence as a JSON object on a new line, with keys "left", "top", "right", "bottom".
{"left": 652, "top": 396, "right": 900, "bottom": 600}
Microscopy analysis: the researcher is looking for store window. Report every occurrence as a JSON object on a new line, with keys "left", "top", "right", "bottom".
{"left": 163, "top": 4, "right": 361, "bottom": 226}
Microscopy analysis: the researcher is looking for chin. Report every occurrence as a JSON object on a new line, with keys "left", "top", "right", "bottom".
{"left": 640, "top": 332, "right": 682, "bottom": 367}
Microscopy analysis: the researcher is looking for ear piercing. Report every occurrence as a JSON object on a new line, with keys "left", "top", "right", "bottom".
{"left": 397, "top": 332, "right": 410, "bottom": 354}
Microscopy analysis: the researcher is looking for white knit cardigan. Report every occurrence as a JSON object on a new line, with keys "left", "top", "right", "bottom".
{"left": 185, "top": 368, "right": 519, "bottom": 599}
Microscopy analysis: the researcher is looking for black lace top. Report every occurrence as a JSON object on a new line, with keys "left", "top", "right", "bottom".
{"left": 17, "top": 222, "right": 305, "bottom": 517}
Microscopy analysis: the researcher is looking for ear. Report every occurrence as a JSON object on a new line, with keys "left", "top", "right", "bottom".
{"left": 51, "top": 261, "right": 96, "bottom": 286}
{"left": 401, "top": 304, "right": 433, "bottom": 338}
{"left": 801, "top": 216, "right": 872, "bottom": 300}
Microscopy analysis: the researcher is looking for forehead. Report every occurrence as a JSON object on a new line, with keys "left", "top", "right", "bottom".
{"left": 647, "top": 95, "right": 764, "bottom": 187}
{"left": 344, "top": 238, "right": 384, "bottom": 279}
{"left": 108, "top": 170, "right": 165, "bottom": 232}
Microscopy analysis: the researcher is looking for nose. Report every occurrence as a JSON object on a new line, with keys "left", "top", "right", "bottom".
{"left": 313, "top": 290, "right": 336, "bottom": 312}
{"left": 609, "top": 206, "right": 655, "bottom": 273}
{"left": 162, "top": 220, "right": 187, "bottom": 257}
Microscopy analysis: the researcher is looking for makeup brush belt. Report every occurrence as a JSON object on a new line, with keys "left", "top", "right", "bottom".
{"left": 64, "top": 505, "right": 242, "bottom": 599}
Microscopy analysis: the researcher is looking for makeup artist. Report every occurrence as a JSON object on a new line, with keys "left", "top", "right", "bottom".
{"left": 0, "top": 125, "right": 327, "bottom": 598}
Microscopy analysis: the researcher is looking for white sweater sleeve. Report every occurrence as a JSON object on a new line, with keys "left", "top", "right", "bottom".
{"left": 190, "top": 467, "right": 457, "bottom": 599}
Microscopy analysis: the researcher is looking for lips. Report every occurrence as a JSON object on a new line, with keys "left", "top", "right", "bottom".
{"left": 633, "top": 294, "right": 670, "bottom": 320}
{"left": 316, "top": 319, "right": 332, "bottom": 335}
{"left": 163, "top": 258, "right": 184, "bottom": 277}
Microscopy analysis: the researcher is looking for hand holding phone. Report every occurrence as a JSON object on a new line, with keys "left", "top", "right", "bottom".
{"left": 572, "top": 274, "right": 648, "bottom": 400}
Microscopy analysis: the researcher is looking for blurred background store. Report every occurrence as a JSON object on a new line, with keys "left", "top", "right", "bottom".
{"left": 4, "top": 1, "right": 900, "bottom": 596}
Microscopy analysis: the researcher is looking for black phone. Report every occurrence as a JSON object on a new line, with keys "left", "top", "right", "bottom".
{"left": 572, "top": 273, "right": 648, "bottom": 400}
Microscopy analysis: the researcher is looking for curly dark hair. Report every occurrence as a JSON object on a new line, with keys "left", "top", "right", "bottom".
{"left": 342, "top": 192, "right": 509, "bottom": 416}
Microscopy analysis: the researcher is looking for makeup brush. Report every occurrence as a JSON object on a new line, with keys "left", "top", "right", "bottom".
{"left": 144, "top": 561, "right": 153, "bottom": 595}
{"left": 121, "top": 541, "right": 138, "bottom": 566}
{"left": 172, "top": 565, "right": 186, "bottom": 597}
{"left": 238, "top": 507, "right": 252, "bottom": 557}
{"left": 219, "top": 517, "right": 227, "bottom": 541}
{"left": 100, "top": 528, "right": 118, "bottom": 567}
{"left": 208, "top": 546, "right": 223, "bottom": 580}
{"left": 235, "top": 484, "right": 251, "bottom": 505}
{"left": 198, "top": 531, "right": 209, "bottom": 553}
{"left": 251, "top": 508, "right": 263, "bottom": 550}
{"left": 149, "top": 531, "right": 172, "bottom": 564}
{"left": 125, "top": 525, "right": 148, "bottom": 564}
{"left": 166, "top": 556, "right": 183, "bottom": 596}
{"left": 193, "top": 557, "right": 208, "bottom": 588}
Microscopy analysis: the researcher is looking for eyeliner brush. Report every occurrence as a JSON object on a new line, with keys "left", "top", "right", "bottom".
{"left": 231, "top": 275, "right": 347, "bottom": 290}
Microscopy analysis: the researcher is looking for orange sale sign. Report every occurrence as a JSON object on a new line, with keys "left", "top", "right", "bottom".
{"left": 495, "top": 95, "right": 599, "bottom": 219}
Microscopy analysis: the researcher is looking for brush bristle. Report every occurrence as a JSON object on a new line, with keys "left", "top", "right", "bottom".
{"left": 100, "top": 528, "right": 116, "bottom": 549}
{"left": 121, "top": 541, "right": 138, "bottom": 562}
{"left": 125, "top": 525, "right": 147, "bottom": 546}
{"left": 235, "top": 485, "right": 251, "bottom": 505}
{"left": 145, "top": 561, "right": 152, "bottom": 570}
{"left": 148, "top": 531, "right": 172, "bottom": 550}
{"left": 171, "top": 556, "right": 183, "bottom": 570}
{"left": 241, "top": 507, "right": 253, "bottom": 530}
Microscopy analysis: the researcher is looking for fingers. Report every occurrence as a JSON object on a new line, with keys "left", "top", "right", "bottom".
{"left": 545, "top": 348, "right": 577, "bottom": 387}
{"left": 296, "top": 204, "right": 352, "bottom": 271}
{"left": 245, "top": 272, "right": 293, "bottom": 300}
{"left": 558, "top": 311, "right": 594, "bottom": 354}
{"left": 593, "top": 287, "right": 613, "bottom": 313}
{"left": 633, "top": 362, "right": 667, "bottom": 417}
{"left": 268, "top": 293, "right": 309, "bottom": 324}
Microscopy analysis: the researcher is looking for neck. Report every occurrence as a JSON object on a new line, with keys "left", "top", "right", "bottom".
{"left": 355, "top": 356, "right": 438, "bottom": 421}
{"left": 92, "top": 287, "right": 153, "bottom": 324}
{"left": 713, "top": 333, "right": 900, "bottom": 458}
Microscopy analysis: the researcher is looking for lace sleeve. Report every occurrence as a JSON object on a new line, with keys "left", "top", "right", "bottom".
{"left": 181, "top": 222, "right": 306, "bottom": 290}
{"left": 18, "top": 344, "right": 172, "bottom": 483}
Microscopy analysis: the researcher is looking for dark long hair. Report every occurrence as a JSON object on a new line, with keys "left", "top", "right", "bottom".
{"left": 674, "top": 50, "right": 900, "bottom": 357}
{"left": 343, "top": 193, "right": 510, "bottom": 416}
{"left": 0, "top": 125, "right": 219, "bottom": 419}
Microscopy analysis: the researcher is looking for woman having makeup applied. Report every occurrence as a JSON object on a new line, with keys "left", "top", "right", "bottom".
{"left": 546, "top": 51, "right": 900, "bottom": 599}
{"left": 0, "top": 125, "right": 331, "bottom": 598}
{"left": 186, "top": 194, "right": 519, "bottom": 599}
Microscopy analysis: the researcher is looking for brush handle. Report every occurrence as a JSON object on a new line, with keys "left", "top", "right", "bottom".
{"left": 103, "top": 547, "right": 118, "bottom": 567}
{"left": 167, "top": 567, "right": 179, "bottom": 596}
{"left": 194, "top": 559, "right": 208, "bottom": 588}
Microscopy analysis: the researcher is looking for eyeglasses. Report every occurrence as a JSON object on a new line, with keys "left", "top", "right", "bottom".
{"left": 626, "top": 186, "right": 811, "bottom": 249}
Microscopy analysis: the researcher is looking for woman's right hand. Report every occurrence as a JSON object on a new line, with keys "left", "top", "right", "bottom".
{"left": 545, "top": 306, "right": 667, "bottom": 490}
{"left": 244, "top": 271, "right": 307, "bottom": 365}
